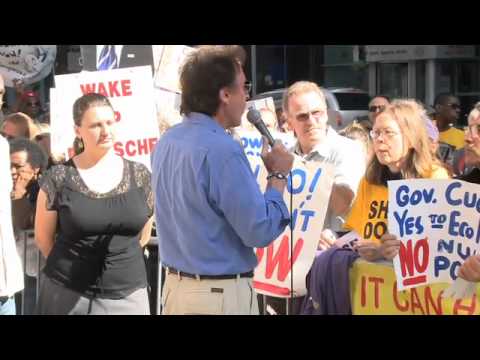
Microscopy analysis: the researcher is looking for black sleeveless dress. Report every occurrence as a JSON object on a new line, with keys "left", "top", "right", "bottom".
{"left": 38, "top": 158, "right": 153, "bottom": 300}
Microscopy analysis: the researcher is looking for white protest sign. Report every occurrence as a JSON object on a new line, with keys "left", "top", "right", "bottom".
{"left": 388, "top": 179, "right": 480, "bottom": 291}
{"left": 238, "top": 129, "right": 296, "bottom": 163}
{"left": 247, "top": 153, "right": 334, "bottom": 298}
{"left": 0, "top": 45, "right": 56, "bottom": 87}
{"left": 153, "top": 45, "right": 195, "bottom": 94}
{"left": 239, "top": 97, "right": 278, "bottom": 132}
{"left": 153, "top": 87, "right": 182, "bottom": 134}
{"left": 51, "top": 66, "right": 159, "bottom": 170}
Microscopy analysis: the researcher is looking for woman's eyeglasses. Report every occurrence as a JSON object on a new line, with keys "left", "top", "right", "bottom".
{"left": 370, "top": 128, "right": 399, "bottom": 140}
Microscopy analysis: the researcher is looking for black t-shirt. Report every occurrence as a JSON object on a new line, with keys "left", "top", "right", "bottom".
{"left": 39, "top": 158, "right": 154, "bottom": 299}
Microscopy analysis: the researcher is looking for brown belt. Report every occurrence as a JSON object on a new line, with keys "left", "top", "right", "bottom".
{"left": 165, "top": 267, "right": 254, "bottom": 280}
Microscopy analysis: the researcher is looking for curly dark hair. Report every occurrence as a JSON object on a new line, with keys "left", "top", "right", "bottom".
{"left": 8, "top": 137, "right": 48, "bottom": 172}
{"left": 179, "top": 45, "right": 246, "bottom": 116}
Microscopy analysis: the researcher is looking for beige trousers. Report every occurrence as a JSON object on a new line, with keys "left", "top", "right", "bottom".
{"left": 162, "top": 272, "right": 259, "bottom": 315}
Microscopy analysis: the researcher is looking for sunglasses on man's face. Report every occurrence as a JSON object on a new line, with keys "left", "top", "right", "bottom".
{"left": 369, "top": 105, "right": 386, "bottom": 113}
{"left": 445, "top": 103, "right": 461, "bottom": 110}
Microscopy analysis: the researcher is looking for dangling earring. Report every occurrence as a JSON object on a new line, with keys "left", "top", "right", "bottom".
{"left": 74, "top": 137, "right": 84, "bottom": 155}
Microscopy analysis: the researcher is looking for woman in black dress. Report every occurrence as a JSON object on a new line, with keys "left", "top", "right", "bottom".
{"left": 34, "top": 93, "right": 154, "bottom": 315}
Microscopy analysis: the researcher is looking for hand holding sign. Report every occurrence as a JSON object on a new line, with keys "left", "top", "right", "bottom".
{"left": 354, "top": 241, "right": 382, "bottom": 262}
{"left": 442, "top": 277, "right": 477, "bottom": 300}
{"left": 379, "top": 233, "right": 402, "bottom": 260}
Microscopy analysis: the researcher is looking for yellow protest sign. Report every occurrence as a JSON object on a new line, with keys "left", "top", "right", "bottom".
{"left": 350, "top": 260, "right": 480, "bottom": 315}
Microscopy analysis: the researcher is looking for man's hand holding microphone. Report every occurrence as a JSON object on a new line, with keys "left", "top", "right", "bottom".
{"left": 247, "top": 108, "right": 294, "bottom": 194}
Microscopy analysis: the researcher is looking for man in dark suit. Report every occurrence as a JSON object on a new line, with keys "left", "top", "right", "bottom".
{"left": 80, "top": 45, "right": 154, "bottom": 74}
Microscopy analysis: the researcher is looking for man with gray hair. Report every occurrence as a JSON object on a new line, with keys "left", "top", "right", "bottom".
{"left": 262, "top": 81, "right": 365, "bottom": 315}
{"left": 283, "top": 81, "right": 365, "bottom": 240}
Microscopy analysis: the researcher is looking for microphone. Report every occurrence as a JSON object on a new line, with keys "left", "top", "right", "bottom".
{"left": 246, "top": 108, "right": 275, "bottom": 147}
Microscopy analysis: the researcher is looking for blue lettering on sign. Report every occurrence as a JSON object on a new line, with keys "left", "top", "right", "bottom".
{"left": 392, "top": 209, "right": 424, "bottom": 238}
{"left": 437, "top": 239, "right": 454, "bottom": 254}
{"left": 308, "top": 168, "right": 322, "bottom": 193}
{"left": 396, "top": 185, "right": 436, "bottom": 207}
{"left": 445, "top": 181, "right": 463, "bottom": 206}
{"left": 253, "top": 164, "right": 261, "bottom": 180}
{"left": 248, "top": 137, "right": 263, "bottom": 149}
{"left": 300, "top": 210, "right": 315, "bottom": 232}
{"left": 434, "top": 256, "right": 460, "bottom": 280}
{"left": 448, "top": 210, "right": 475, "bottom": 239}
{"left": 288, "top": 169, "right": 306, "bottom": 195}
{"left": 290, "top": 208, "right": 317, "bottom": 232}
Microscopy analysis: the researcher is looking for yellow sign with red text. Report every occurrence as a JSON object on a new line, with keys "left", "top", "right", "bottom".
{"left": 350, "top": 260, "right": 480, "bottom": 315}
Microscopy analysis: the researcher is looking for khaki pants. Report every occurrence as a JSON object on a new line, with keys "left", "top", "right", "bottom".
{"left": 162, "top": 272, "right": 259, "bottom": 315}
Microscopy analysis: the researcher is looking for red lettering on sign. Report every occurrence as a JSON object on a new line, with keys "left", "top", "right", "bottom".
{"left": 453, "top": 294, "right": 477, "bottom": 315}
{"left": 369, "top": 277, "right": 384, "bottom": 309}
{"left": 97, "top": 82, "right": 107, "bottom": 97}
{"left": 137, "top": 138, "right": 149, "bottom": 155}
{"left": 114, "top": 111, "right": 121, "bottom": 122}
{"left": 424, "top": 286, "right": 443, "bottom": 315}
{"left": 79, "top": 79, "right": 132, "bottom": 97}
{"left": 253, "top": 281, "right": 291, "bottom": 297}
{"left": 264, "top": 235, "right": 303, "bottom": 282}
{"left": 121, "top": 79, "right": 132, "bottom": 96}
{"left": 149, "top": 137, "right": 158, "bottom": 153}
{"left": 114, "top": 142, "right": 124, "bottom": 157}
{"left": 113, "top": 138, "right": 159, "bottom": 158}
{"left": 125, "top": 140, "right": 136, "bottom": 156}
{"left": 361, "top": 276, "right": 367, "bottom": 307}
{"left": 108, "top": 81, "right": 121, "bottom": 97}
{"left": 392, "top": 282, "right": 409, "bottom": 312}
{"left": 399, "top": 237, "right": 429, "bottom": 287}
{"left": 80, "top": 83, "right": 96, "bottom": 94}
{"left": 410, "top": 288, "right": 425, "bottom": 315}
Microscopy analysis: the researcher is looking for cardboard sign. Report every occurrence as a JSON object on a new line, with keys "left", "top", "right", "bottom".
{"left": 350, "top": 260, "right": 480, "bottom": 315}
{"left": 153, "top": 45, "right": 195, "bottom": 94}
{"left": 388, "top": 179, "right": 480, "bottom": 291}
{"left": 51, "top": 66, "right": 159, "bottom": 170}
{"left": 247, "top": 153, "right": 334, "bottom": 298}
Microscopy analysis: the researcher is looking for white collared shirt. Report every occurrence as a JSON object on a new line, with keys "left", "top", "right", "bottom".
{"left": 293, "top": 127, "right": 366, "bottom": 232}
{"left": 0, "top": 136, "right": 24, "bottom": 297}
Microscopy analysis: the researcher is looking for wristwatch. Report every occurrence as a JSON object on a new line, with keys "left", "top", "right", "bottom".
{"left": 267, "top": 172, "right": 288, "bottom": 181}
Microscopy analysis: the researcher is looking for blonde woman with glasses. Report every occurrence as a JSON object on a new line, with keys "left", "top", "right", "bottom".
{"left": 343, "top": 99, "right": 450, "bottom": 262}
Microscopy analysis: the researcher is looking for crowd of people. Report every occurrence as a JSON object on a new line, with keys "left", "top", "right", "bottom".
{"left": 1, "top": 45, "right": 480, "bottom": 315}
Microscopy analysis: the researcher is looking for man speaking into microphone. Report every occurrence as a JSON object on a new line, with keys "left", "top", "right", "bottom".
{"left": 151, "top": 46, "right": 293, "bottom": 315}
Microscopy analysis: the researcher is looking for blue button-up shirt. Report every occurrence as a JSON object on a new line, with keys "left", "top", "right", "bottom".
{"left": 151, "top": 113, "right": 290, "bottom": 275}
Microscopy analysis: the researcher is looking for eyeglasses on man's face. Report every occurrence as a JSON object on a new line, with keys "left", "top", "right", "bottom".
{"left": 243, "top": 82, "right": 252, "bottom": 95}
{"left": 445, "top": 103, "right": 461, "bottom": 110}
{"left": 370, "top": 128, "right": 400, "bottom": 140}
{"left": 294, "top": 109, "right": 326, "bottom": 122}
{"left": 369, "top": 105, "right": 386, "bottom": 113}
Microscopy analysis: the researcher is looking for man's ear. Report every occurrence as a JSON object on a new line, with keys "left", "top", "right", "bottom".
{"left": 74, "top": 125, "right": 80, "bottom": 138}
{"left": 435, "top": 103, "right": 442, "bottom": 113}
{"left": 219, "top": 87, "right": 230, "bottom": 106}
